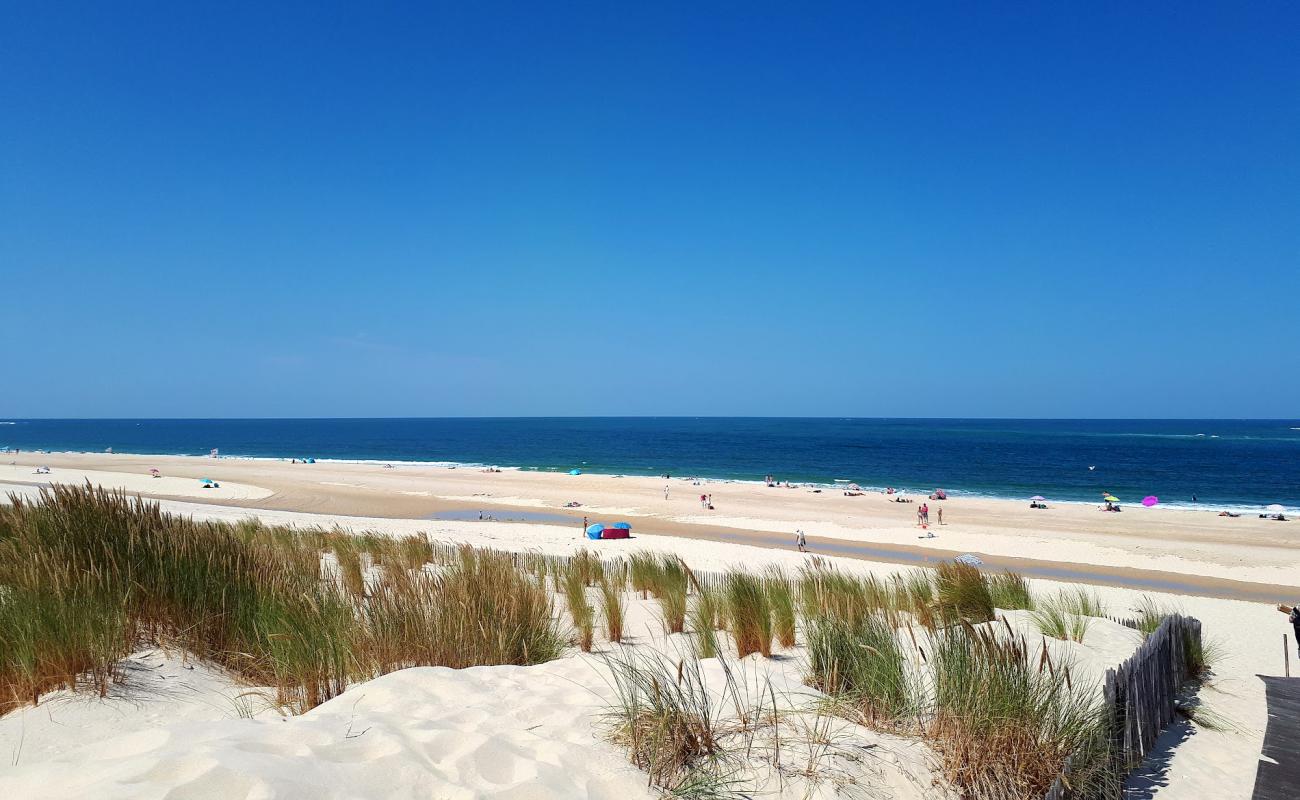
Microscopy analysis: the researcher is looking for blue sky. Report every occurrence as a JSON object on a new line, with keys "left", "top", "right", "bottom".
{"left": 3, "top": 3, "right": 1297, "bottom": 418}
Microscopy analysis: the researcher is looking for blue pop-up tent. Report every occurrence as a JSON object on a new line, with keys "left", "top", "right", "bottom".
{"left": 585, "top": 523, "right": 605, "bottom": 540}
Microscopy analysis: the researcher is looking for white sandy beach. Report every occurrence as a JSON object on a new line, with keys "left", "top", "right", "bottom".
{"left": 0, "top": 466, "right": 1290, "bottom": 799}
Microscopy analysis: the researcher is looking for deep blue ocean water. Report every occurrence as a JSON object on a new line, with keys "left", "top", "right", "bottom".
{"left": 2, "top": 418, "right": 1298, "bottom": 510}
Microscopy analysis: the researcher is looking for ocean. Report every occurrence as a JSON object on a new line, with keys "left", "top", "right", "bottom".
{"left": 2, "top": 418, "right": 1297, "bottom": 511}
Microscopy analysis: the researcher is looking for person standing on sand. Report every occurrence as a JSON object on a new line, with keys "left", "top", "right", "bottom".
{"left": 664, "top": 485, "right": 670, "bottom": 501}
{"left": 1286, "top": 603, "right": 1300, "bottom": 657}
{"left": 796, "top": 529, "right": 807, "bottom": 552}
{"left": 937, "top": 506, "right": 944, "bottom": 525}
{"left": 582, "top": 515, "right": 588, "bottom": 535}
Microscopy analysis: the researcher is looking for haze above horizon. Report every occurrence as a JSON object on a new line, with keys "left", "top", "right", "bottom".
{"left": 4, "top": 3, "right": 1297, "bottom": 418}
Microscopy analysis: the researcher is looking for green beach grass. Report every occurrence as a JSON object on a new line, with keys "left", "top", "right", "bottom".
{"left": 0, "top": 484, "right": 564, "bottom": 714}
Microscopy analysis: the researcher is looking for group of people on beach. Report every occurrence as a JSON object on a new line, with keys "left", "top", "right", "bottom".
{"left": 916, "top": 502, "right": 943, "bottom": 526}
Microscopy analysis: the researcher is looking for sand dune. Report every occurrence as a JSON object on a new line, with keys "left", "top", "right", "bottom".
{"left": 0, "top": 458, "right": 1291, "bottom": 798}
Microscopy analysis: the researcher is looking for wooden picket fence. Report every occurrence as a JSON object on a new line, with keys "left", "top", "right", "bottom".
{"left": 1042, "top": 613, "right": 1202, "bottom": 799}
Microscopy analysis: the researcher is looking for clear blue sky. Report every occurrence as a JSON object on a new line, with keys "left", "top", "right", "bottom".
{"left": 3, "top": 3, "right": 1297, "bottom": 418}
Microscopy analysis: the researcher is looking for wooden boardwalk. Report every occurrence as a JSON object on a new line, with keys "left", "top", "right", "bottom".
{"left": 1253, "top": 675, "right": 1300, "bottom": 800}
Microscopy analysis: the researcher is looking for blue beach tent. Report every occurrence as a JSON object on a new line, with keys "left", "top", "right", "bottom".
{"left": 585, "top": 523, "right": 605, "bottom": 540}
{"left": 569, "top": 468, "right": 582, "bottom": 475}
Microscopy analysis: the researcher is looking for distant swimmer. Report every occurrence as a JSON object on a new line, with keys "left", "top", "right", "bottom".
{"left": 1088, "top": 465, "right": 1096, "bottom": 471}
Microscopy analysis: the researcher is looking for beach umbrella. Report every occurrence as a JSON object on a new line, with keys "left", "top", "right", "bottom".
{"left": 1030, "top": 495, "right": 1046, "bottom": 501}
{"left": 569, "top": 468, "right": 582, "bottom": 476}
{"left": 1266, "top": 504, "right": 1286, "bottom": 513}
{"left": 847, "top": 483, "right": 861, "bottom": 491}
{"left": 1103, "top": 495, "right": 1120, "bottom": 503}
{"left": 1142, "top": 496, "right": 1159, "bottom": 507}
{"left": 611, "top": 522, "right": 632, "bottom": 530}
{"left": 954, "top": 554, "right": 983, "bottom": 566}
{"left": 149, "top": 468, "right": 160, "bottom": 475}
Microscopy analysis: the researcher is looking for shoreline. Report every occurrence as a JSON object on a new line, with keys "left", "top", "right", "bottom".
{"left": 5, "top": 446, "right": 1295, "bottom": 514}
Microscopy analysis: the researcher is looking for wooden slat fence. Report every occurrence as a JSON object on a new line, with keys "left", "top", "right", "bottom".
{"left": 1042, "top": 613, "right": 1202, "bottom": 799}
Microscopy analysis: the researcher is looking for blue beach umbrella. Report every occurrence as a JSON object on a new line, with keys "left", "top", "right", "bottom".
{"left": 569, "top": 468, "right": 582, "bottom": 475}
{"left": 611, "top": 522, "right": 632, "bottom": 530}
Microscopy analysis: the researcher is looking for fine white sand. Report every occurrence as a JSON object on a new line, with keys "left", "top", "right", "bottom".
{"left": 0, "top": 479, "right": 1286, "bottom": 799}
{"left": 0, "top": 463, "right": 273, "bottom": 501}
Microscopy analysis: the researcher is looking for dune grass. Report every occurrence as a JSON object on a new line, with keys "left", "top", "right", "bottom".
{"left": 722, "top": 570, "right": 772, "bottom": 658}
{"left": 928, "top": 622, "right": 1113, "bottom": 799}
{"left": 0, "top": 484, "right": 565, "bottom": 715}
{"left": 1031, "top": 588, "right": 1106, "bottom": 642}
{"left": 690, "top": 586, "right": 722, "bottom": 659}
{"left": 652, "top": 556, "right": 689, "bottom": 635}
{"left": 988, "top": 571, "right": 1035, "bottom": 611}
{"left": 629, "top": 552, "right": 659, "bottom": 600}
{"left": 934, "top": 562, "right": 995, "bottom": 623}
{"left": 569, "top": 549, "right": 606, "bottom": 588}
{"left": 601, "top": 645, "right": 729, "bottom": 793}
{"left": 764, "top": 566, "right": 797, "bottom": 649}
{"left": 1134, "top": 595, "right": 1175, "bottom": 637}
{"left": 562, "top": 566, "right": 595, "bottom": 652}
{"left": 798, "top": 564, "right": 877, "bottom": 627}
{"left": 598, "top": 574, "right": 626, "bottom": 644}
{"left": 805, "top": 612, "right": 915, "bottom": 724}
{"left": 601, "top": 641, "right": 781, "bottom": 798}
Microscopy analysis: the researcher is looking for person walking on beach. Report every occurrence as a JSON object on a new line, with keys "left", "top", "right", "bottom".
{"left": 796, "top": 529, "right": 807, "bottom": 552}
{"left": 664, "top": 484, "right": 670, "bottom": 501}
{"left": 937, "top": 506, "right": 944, "bottom": 525}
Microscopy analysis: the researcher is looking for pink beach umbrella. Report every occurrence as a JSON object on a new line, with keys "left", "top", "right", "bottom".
{"left": 1142, "top": 495, "right": 1159, "bottom": 507}
{"left": 1030, "top": 495, "right": 1046, "bottom": 501}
